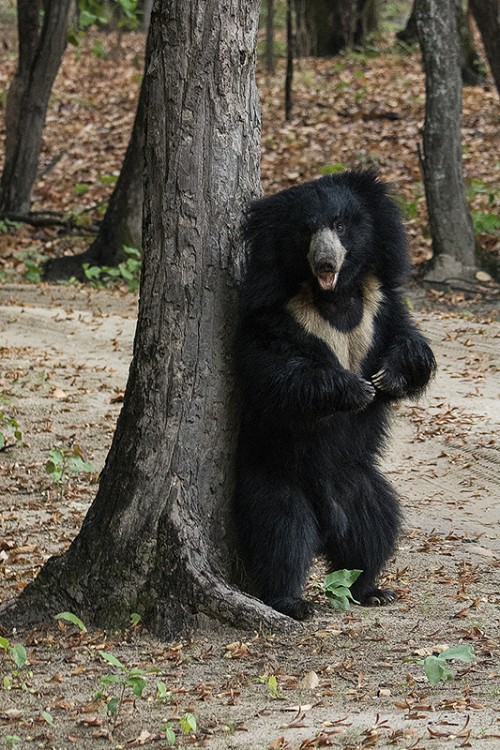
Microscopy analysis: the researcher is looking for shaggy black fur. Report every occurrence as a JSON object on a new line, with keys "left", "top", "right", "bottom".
{"left": 233, "top": 171, "right": 436, "bottom": 621}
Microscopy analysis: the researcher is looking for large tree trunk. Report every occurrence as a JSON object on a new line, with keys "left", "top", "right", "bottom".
{"left": 0, "top": 0, "right": 293, "bottom": 640}
{"left": 295, "top": 0, "right": 378, "bottom": 57}
{"left": 469, "top": 0, "right": 500, "bottom": 95}
{"left": 0, "top": 0, "right": 72, "bottom": 215}
{"left": 42, "top": 64, "right": 146, "bottom": 281}
{"left": 415, "top": 0, "right": 477, "bottom": 281}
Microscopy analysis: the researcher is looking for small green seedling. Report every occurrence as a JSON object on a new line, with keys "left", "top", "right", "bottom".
{"left": 418, "top": 644, "right": 476, "bottom": 686}
{"left": 179, "top": 713, "right": 197, "bottom": 735}
{"left": 0, "top": 412, "right": 22, "bottom": 451}
{"left": 0, "top": 636, "right": 29, "bottom": 690}
{"left": 82, "top": 245, "right": 141, "bottom": 293}
{"left": 54, "top": 611, "right": 88, "bottom": 633}
{"left": 161, "top": 722, "right": 177, "bottom": 746}
{"left": 156, "top": 681, "right": 171, "bottom": 702}
{"left": 129, "top": 612, "right": 141, "bottom": 627}
{"left": 255, "top": 674, "right": 283, "bottom": 699}
{"left": 322, "top": 568, "right": 362, "bottom": 611}
{"left": 45, "top": 445, "right": 94, "bottom": 494}
{"left": 160, "top": 712, "right": 198, "bottom": 745}
{"left": 98, "top": 651, "right": 149, "bottom": 726}
{"left": 4, "top": 736, "right": 21, "bottom": 750}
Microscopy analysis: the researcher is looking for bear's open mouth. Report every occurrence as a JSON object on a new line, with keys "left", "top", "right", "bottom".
{"left": 317, "top": 271, "right": 339, "bottom": 291}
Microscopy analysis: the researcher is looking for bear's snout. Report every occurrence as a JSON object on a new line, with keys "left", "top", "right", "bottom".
{"left": 308, "top": 228, "right": 346, "bottom": 290}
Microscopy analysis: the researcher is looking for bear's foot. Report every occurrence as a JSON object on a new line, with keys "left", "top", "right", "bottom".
{"left": 359, "top": 588, "right": 397, "bottom": 606}
{"left": 269, "top": 596, "right": 315, "bottom": 621}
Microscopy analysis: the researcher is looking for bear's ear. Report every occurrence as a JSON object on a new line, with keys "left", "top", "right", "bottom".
{"left": 341, "top": 170, "right": 411, "bottom": 288}
{"left": 240, "top": 196, "right": 289, "bottom": 311}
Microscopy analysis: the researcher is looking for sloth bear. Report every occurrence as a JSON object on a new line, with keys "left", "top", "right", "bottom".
{"left": 233, "top": 170, "right": 436, "bottom": 621}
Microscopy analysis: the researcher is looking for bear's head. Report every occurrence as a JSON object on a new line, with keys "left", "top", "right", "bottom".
{"left": 241, "top": 170, "right": 410, "bottom": 311}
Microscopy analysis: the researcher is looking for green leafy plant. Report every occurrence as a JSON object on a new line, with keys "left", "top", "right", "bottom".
{"left": 156, "top": 681, "right": 172, "bottom": 702}
{"left": 322, "top": 568, "right": 362, "bottom": 611}
{"left": 0, "top": 219, "right": 21, "bottom": 234}
{"left": 98, "top": 651, "right": 149, "bottom": 726}
{"left": 12, "top": 248, "right": 44, "bottom": 283}
{"left": 45, "top": 445, "right": 94, "bottom": 488}
{"left": 4, "top": 736, "right": 21, "bottom": 750}
{"left": 179, "top": 713, "right": 197, "bottom": 735}
{"left": 160, "top": 713, "right": 197, "bottom": 746}
{"left": 83, "top": 245, "right": 141, "bottom": 292}
{"left": 0, "top": 636, "right": 29, "bottom": 690}
{"left": 256, "top": 674, "right": 283, "bottom": 699}
{"left": 0, "top": 412, "right": 22, "bottom": 451}
{"left": 161, "top": 722, "right": 177, "bottom": 746}
{"left": 54, "top": 611, "right": 88, "bottom": 633}
{"left": 418, "top": 645, "right": 475, "bottom": 686}
{"left": 471, "top": 210, "right": 500, "bottom": 236}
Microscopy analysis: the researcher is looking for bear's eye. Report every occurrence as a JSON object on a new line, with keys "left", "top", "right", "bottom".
{"left": 333, "top": 220, "right": 346, "bottom": 234}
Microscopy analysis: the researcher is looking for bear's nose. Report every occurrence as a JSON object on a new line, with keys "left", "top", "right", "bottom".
{"left": 314, "top": 260, "right": 336, "bottom": 274}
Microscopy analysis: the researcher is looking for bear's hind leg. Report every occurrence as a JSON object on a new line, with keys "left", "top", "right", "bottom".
{"left": 236, "top": 478, "right": 319, "bottom": 621}
{"left": 325, "top": 467, "right": 401, "bottom": 607}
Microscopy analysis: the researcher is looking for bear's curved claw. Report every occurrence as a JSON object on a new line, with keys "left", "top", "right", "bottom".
{"left": 361, "top": 588, "right": 397, "bottom": 607}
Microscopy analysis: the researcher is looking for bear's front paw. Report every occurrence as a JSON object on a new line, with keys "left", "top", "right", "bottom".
{"left": 372, "top": 366, "right": 407, "bottom": 399}
{"left": 373, "top": 339, "right": 436, "bottom": 400}
{"left": 341, "top": 375, "right": 376, "bottom": 412}
{"left": 359, "top": 588, "right": 397, "bottom": 607}
{"left": 269, "top": 596, "right": 315, "bottom": 621}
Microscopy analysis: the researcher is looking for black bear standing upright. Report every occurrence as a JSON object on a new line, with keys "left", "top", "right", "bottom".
{"left": 234, "top": 170, "right": 436, "bottom": 621}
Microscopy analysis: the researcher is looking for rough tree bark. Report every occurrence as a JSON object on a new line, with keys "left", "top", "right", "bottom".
{"left": 43, "top": 64, "right": 146, "bottom": 281}
{"left": 398, "top": 0, "right": 486, "bottom": 86}
{"left": 0, "top": 0, "right": 73, "bottom": 214}
{"left": 469, "top": 0, "right": 500, "bottom": 95}
{"left": 416, "top": 0, "right": 477, "bottom": 281}
{"left": 0, "top": 0, "right": 294, "bottom": 640}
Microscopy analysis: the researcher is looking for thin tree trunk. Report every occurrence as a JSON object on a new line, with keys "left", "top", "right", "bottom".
{"left": 415, "top": 0, "right": 477, "bottom": 280}
{"left": 285, "top": 0, "right": 294, "bottom": 121}
{"left": 399, "top": 0, "right": 487, "bottom": 87}
{"left": 0, "top": 0, "right": 293, "bottom": 640}
{"left": 455, "top": 0, "right": 486, "bottom": 86}
{"left": 266, "top": 0, "right": 275, "bottom": 74}
{"left": 0, "top": 0, "right": 72, "bottom": 214}
{"left": 469, "top": 0, "right": 500, "bottom": 95}
{"left": 43, "top": 66, "right": 146, "bottom": 281}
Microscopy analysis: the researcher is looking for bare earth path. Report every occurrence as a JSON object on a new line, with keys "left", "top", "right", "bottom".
{"left": 0, "top": 283, "right": 498, "bottom": 750}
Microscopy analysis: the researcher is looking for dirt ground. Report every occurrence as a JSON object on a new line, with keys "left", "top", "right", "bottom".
{"left": 0, "top": 281, "right": 499, "bottom": 750}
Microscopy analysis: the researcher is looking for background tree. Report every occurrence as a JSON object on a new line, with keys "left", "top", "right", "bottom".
{"left": 295, "top": 0, "right": 379, "bottom": 57}
{"left": 285, "top": 0, "right": 294, "bottom": 120}
{"left": 469, "top": 0, "right": 500, "bottom": 95}
{"left": 43, "top": 61, "right": 146, "bottom": 280}
{"left": 416, "top": 0, "right": 477, "bottom": 281}
{"left": 265, "top": 0, "right": 275, "bottom": 74}
{"left": 0, "top": 0, "right": 292, "bottom": 639}
{"left": 398, "top": 0, "right": 486, "bottom": 86}
{"left": 0, "top": 0, "right": 73, "bottom": 215}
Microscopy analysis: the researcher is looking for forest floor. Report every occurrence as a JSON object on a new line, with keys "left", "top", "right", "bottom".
{"left": 0, "top": 15, "right": 500, "bottom": 750}
{"left": 0, "top": 282, "right": 498, "bottom": 750}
